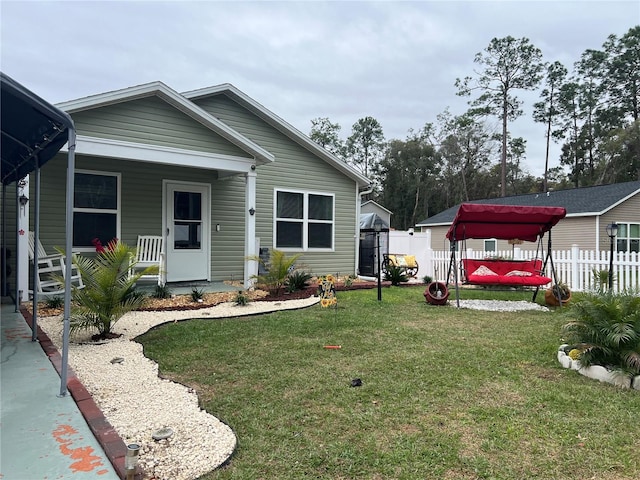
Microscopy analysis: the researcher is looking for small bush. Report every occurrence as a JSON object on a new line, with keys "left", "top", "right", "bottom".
{"left": 45, "top": 296, "right": 64, "bottom": 309}
{"left": 422, "top": 275, "right": 433, "bottom": 284}
{"left": 152, "top": 284, "right": 172, "bottom": 299}
{"left": 562, "top": 291, "right": 640, "bottom": 376}
{"left": 249, "top": 249, "right": 302, "bottom": 296}
{"left": 235, "top": 291, "right": 251, "bottom": 306}
{"left": 286, "top": 270, "right": 313, "bottom": 292}
{"left": 190, "top": 287, "right": 204, "bottom": 302}
{"left": 384, "top": 265, "right": 408, "bottom": 286}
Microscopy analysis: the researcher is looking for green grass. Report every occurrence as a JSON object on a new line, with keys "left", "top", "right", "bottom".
{"left": 137, "top": 286, "right": 640, "bottom": 480}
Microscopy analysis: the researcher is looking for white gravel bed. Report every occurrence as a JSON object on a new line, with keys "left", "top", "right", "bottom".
{"left": 36, "top": 297, "right": 319, "bottom": 480}
{"left": 454, "top": 299, "right": 550, "bottom": 312}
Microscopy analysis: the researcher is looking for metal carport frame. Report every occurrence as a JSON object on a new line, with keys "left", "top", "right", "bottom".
{"left": 1, "top": 72, "right": 76, "bottom": 397}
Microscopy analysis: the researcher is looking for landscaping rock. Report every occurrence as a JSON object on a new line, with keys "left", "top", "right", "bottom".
{"left": 633, "top": 376, "right": 640, "bottom": 391}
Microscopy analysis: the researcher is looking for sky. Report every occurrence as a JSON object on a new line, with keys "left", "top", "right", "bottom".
{"left": 2, "top": 1, "right": 639, "bottom": 177}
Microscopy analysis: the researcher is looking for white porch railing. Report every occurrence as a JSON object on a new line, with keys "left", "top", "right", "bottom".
{"left": 428, "top": 246, "right": 639, "bottom": 293}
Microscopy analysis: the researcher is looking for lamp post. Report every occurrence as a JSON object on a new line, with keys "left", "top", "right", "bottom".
{"left": 374, "top": 222, "right": 382, "bottom": 301}
{"left": 606, "top": 223, "right": 618, "bottom": 291}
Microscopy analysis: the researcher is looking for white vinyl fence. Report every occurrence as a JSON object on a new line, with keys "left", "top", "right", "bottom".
{"left": 389, "top": 231, "right": 639, "bottom": 293}
{"left": 430, "top": 247, "right": 639, "bottom": 293}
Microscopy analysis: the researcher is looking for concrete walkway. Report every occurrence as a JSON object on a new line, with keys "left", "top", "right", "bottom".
{"left": 1, "top": 304, "right": 121, "bottom": 479}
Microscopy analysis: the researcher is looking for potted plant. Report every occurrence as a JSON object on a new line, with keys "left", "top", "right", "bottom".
{"left": 545, "top": 282, "right": 571, "bottom": 306}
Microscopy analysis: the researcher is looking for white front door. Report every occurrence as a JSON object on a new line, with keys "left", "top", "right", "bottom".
{"left": 165, "top": 181, "right": 210, "bottom": 282}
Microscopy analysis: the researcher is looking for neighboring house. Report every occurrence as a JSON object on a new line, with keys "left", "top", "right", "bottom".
{"left": 360, "top": 200, "right": 392, "bottom": 229}
{"left": 16, "top": 81, "right": 371, "bottom": 296}
{"left": 416, "top": 181, "right": 640, "bottom": 254}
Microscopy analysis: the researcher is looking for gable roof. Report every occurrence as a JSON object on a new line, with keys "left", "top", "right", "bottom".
{"left": 182, "top": 84, "right": 371, "bottom": 188}
{"left": 55, "top": 81, "right": 274, "bottom": 165}
{"left": 418, "top": 181, "right": 640, "bottom": 226}
{"left": 361, "top": 200, "right": 393, "bottom": 214}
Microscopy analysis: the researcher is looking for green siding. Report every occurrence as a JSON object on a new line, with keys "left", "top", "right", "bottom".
{"left": 30, "top": 154, "right": 246, "bottom": 282}
{"left": 72, "top": 96, "right": 251, "bottom": 158}
{"left": 26, "top": 92, "right": 360, "bottom": 283}
{"left": 194, "top": 95, "right": 358, "bottom": 277}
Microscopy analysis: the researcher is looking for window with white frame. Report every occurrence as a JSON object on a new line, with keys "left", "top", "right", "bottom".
{"left": 484, "top": 239, "right": 497, "bottom": 252}
{"left": 73, "top": 171, "right": 120, "bottom": 249}
{"left": 616, "top": 223, "right": 639, "bottom": 253}
{"left": 275, "top": 189, "right": 334, "bottom": 250}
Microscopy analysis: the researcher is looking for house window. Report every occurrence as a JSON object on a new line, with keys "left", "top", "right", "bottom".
{"left": 73, "top": 170, "right": 120, "bottom": 249}
{"left": 615, "top": 223, "right": 639, "bottom": 253}
{"left": 275, "top": 189, "right": 334, "bottom": 250}
{"left": 484, "top": 239, "right": 497, "bottom": 252}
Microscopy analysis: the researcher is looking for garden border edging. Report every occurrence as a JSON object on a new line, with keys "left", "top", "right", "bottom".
{"left": 557, "top": 344, "right": 640, "bottom": 390}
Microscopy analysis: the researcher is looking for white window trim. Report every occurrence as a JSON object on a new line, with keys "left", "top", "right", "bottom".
{"left": 616, "top": 222, "right": 640, "bottom": 253}
{"left": 73, "top": 169, "right": 121, "bottom": 252}
{"left": 273, "top": 188, "right": 335, "bottom": 252}
{"left": 484, "top": 238, "right": 497, "bottom": 252}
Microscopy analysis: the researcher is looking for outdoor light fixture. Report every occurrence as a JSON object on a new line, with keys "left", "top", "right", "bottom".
{"left": 125, "top": 443, "right": 140, "bottom": 480}
{"left": 374, "top": 222, "right": 382, "bottom": 301}
{"left": 606, "top": 223, "right": 618, "bottom": 290}
{"left": 18, "top": 194, "right": 29, "bottom": 207}
{"left": 249, "top": 207, "right": 255, "bottom": 216}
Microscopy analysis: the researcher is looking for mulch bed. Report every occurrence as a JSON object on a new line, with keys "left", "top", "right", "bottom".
{"left": 27, "top": 280, "right": 424, "bottom": 315}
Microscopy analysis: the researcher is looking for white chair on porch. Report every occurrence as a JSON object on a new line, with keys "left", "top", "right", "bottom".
{"left": 28, "top": 231, "right": 84, "bottom": 298}
{"left": 133, "top": 235, "right": 165, "bottom": 286}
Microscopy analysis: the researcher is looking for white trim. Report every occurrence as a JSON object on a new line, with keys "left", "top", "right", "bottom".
{"left": 183, "top": 84, "right": 371, "bottom": 187}
{"left": 273, "top": 188, "right": 335, "bottom": 252}
{"left": 56, "top": 81, "right": 274, "bottom": 165}
{"left": 63, "top": 135, "right": 258, "bottom": 174}
{"left": 73, "top": 169, "right": 121, "bottom": 252}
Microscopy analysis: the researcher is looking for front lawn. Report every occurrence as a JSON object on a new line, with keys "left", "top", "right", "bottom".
{"left": 138, "top": 286, "right": 640, "bottom": 479}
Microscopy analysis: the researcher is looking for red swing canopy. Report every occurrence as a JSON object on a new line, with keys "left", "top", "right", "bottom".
{"left": 445, "top": 203, "right": 567, "bottom": 243}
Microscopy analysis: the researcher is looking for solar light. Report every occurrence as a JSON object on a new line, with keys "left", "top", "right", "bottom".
{"left": 125, "top": 443, "right": 140, "bottom": 480}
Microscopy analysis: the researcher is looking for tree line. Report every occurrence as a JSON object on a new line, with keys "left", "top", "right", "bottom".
{"left": 309, "top": 26, "right": 640, "bottom": 230}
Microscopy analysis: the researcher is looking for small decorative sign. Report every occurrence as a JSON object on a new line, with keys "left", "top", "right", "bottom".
{"left": 319, "top": 274, "right": 337, "bottom": 308}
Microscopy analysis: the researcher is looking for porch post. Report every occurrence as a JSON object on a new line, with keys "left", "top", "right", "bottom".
{"left": 244, "top": 170, "right": 257, "bottom": 288}
{"left": 17, "top": 177, "right": 29, "bottom": 306}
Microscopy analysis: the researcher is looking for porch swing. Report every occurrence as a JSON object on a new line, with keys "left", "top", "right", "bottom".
{"left": 444, "top": 203, "right": 567, "bottom": 307}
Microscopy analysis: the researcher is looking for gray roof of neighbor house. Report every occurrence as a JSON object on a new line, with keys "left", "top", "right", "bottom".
{"left": 417, "top": 180, "right": 640, "bottom": 226}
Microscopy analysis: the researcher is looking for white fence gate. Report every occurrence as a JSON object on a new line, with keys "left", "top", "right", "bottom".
{"left": 389, "top": 231, "right": 639, "bottom": 293}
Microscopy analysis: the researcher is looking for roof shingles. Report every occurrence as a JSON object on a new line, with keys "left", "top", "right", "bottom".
{"left": 418, "top": 181, "right": 640, "bottom": 225}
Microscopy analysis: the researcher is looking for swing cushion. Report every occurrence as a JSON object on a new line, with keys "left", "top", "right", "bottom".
{"left": 462, "top": 259, "right": 551, "bottom": 286}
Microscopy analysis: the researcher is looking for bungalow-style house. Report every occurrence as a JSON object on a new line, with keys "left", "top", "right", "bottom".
{"left": 10, "top": 81, "right": 371, "bottom": 299}
{"left": 416, "top": 181, "right": 640, "bottom": 254}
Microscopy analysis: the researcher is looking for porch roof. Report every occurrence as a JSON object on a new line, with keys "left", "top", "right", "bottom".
{"left": 1, "top": 72, "right": 74, "bottom": 185}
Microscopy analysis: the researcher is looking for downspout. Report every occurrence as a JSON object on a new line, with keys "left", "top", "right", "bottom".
{"left": 355, "top": 186, "right": 374, "bottom": 277}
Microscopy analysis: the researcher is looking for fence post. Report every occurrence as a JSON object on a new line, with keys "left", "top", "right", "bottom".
{"left": 571, "top": 244, "right": 579, "bottom": 291}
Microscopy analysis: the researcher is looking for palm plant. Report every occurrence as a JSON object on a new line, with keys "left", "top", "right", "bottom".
{"left": 249, "top": 249, "right": 301, "bottom": 296}
{"left": 562, "top": 291, "right": 640, "bottom": 376}
{"left": 384, "top": 265, "right": 408, "bottom": 286}
{"left": 64, "top": 240, "right": 158, "bottom": 339}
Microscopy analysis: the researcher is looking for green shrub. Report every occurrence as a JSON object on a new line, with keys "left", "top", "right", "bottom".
{"left": 384, "top": 265, "right": 408, "bottom": 286}
{"left": 62, "top": 240, "right": 156, "bottom": 339}
{"left": 422, "top": 275, "right": 433, "bottom": 284}
{"left": 562, "top": 291, "right": 640, "bottom": 376}
{"left": 190, "top": 287, "right": 204, "bottom": 302}
{"left": 152, "top": 284, "right": 172, "bottom": 299}
{"left": 235, "top": 291, "right": 251, "bottom": 306}
{"left": 286, "top": 270, "right": 313, "bottom": 292}
{"left": 45, "top": 296, "right": 64, "bottom": 309}
{"left": 249, "top": 249, "right": 302, "bottom": 296}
